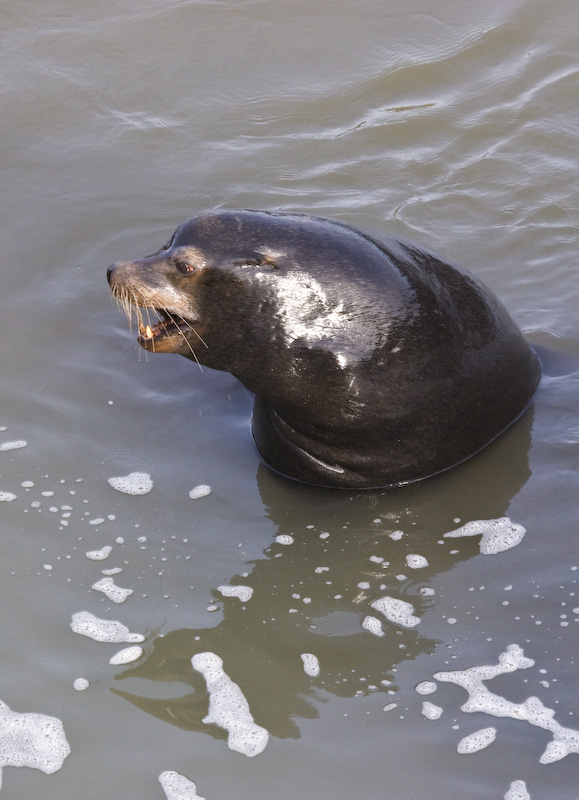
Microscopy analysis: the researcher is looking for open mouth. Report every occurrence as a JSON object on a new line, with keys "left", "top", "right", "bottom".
{"left": 138, "top": 308, "right": 193, "bottom": 346}
{"left": 136, "top": 309, "right": 196, "bottom": 351}
{"left": 109, "top": 284, "right": 196, "bottom": 353}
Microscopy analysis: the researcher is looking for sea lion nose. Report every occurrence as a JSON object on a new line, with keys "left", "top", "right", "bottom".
{"left": 106, "top": 263, "right": 118, "bottom": 285}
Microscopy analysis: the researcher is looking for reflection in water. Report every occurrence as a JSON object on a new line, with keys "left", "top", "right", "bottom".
{"left": 112, "top": 409, "right": 534, "bottom": 745}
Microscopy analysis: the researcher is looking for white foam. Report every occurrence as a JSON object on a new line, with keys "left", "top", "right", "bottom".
{"left": 370, "top": 596, "right": 420, "bottom": 628}
{"left": 422, "top": 702, "right": 443, "bottom": 720}
{"left": 443, "top": 517, "right": 526, "bottom": 554}
{"left": 406, "top": 554, "right": 429, "bottom": 569}
{"left": 70, "top": 611, "right": 144, "bottom": 643}
{"left": 457, "top": 726, "right": 496, "bottom": 753}
{"left": 217, "top": 585, "right": 254, "bottom": 602}
{"left": 109, "top": 646, "right": 143, "bottom": 665}
{"left": 191, "top": 652, "right": 269, "bottom": 757}
{"left": 0, "top": 440, "right": 27, "bottom": 451}
{"left": 0, "top": 492, "right": 16, "bottom": 502}
{"left": 275, "top": 535, "right": 294, "bottom": 545}
{"left": 434, "top": 644, "right": 579, "bottom": 763}
{"left": 86, "top": 546, "right": 112, "bottom": 561}
{"left": 159, "top": 770, "right": 206, "bottom": 800}
{"left": 107, "top": 472, "right": 153, "bottom": 495}
{"left": 189, "top": 484, "right": 212, "bottom": 499}
{"left": 415, "top": 681, "right": 437, "bottom": 695}
{"left": 504, "top": 780, "right": 530, "bottom": 800}
{"left": 92, "top": 577, "right": 133, "bottom": 603}
{"left": 382, "top": 702, "right": 397, "bottom": 712}
{"left": 73, "top": 679, "right": 89, "bottom": 691}
{"left": 0, "top": 699, "right": 70, "bottom": 788}
{"left": 362, "top": 615, "right": 385, "bottom": 637}
{"left": 300, "top": 653, "right": 320, "bottom": 677}
{"left": 389, "top": 530, "right": 404, "bottom": 540}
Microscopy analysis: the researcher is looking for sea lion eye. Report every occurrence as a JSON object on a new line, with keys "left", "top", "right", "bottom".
{"left": 176, "top": 261, "right": 196, "bottom": 275}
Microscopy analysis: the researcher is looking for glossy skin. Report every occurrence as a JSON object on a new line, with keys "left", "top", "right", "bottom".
{"left": 107, "top": 209, "right": 541, "bottom": 489}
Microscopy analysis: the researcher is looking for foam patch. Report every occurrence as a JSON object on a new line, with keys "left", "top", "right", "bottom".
{"left": 70, "top": 611, "right": 144, "bottom": 643}
{"left": 443, "top": 517, "right": 526, "bottom": 554}
{"left": 0, "top": 699, "right": 70, "bottom": 789}
{"left": 107, "top": 472, "right": 153, "bottom": 495}
{"left": 192, "top": 652, "right": 268, "bottom": 757}
{"left": 159, "top": 770, "right": 206, "bottom": 800}
{"left": 370, "top": 596, "right": 420, "bottom": 628}
{"left": 434, "top": 644, "right": 579, "bottom": 763}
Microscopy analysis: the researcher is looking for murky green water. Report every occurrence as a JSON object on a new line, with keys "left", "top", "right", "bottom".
{"left": 1, "top": 1, "right": 579, "bottom": 797}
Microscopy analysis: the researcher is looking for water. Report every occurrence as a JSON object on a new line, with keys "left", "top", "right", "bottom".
{"left": 1, "top": 1, "right": 578, "bottom": 797}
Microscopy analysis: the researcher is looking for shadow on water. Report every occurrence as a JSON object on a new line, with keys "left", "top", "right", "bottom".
{"left": 111, "top": 400, "right": 536, "bottom": 745}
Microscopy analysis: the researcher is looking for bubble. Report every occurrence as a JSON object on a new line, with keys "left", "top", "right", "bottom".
{"left": 217, "top": 585, "right": 254, "bottom": 602}
{"left": 275, "top": 535, "right": 294, "bottom": 545}
{"left": 70, "top": 611, "right": 144, "bottom": 643}
{"left": 109, "top": 646, "right": 143, "bottom": 665}
{"left": 443, "top": 517, "right": 526, "bottom": 554}
{"left": 188, "top": 484, "right": 212, "bottom": 499}
{"left": 86, "top": 544, "right": 113, "bottom": 561}
{"left": 370, "top": 596, "right": 420, "bottom": 628}
{"left": 91, "top": 577, "right": 133, "bottom": 603}
{"left": 504, "top": 781, "right": 530, "bottom": 800}
{"left": 0, "top": 493, "right": 16, "bottom": 502}
{"left": 457, "top": 727, "right": 496, "bottom": 754}
{"left": 107, "top": 472, "right": 153, "bottom": 495}
{"left": 422, "top": 702, "right": 443, "bottom": 720}
{"left": 0, "top": 440, "right": 27, "bottom": 451}
{"left": 415, "top": 681, "right": 437, "bottom": 695}
{"left": 406, "top": 554, "right": 429, "bottom": 569}
{"left": 362, "top": 616, "right": 385, "bottom": 637}
{"left": 301, "top": 653, "right": 320, "bottom": 677}
{"left": 73, "top": 679, "right": 89, "bottom": 691}
{"left": 159, "top": 770, "right": 206, "bottom": 800}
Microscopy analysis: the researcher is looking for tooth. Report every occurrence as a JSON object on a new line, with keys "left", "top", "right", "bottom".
{"left": 145, "top": 325, "right": 153, "bottom": 339}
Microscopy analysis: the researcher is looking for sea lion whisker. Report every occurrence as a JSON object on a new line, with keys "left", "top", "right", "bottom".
{"left": 160, "top": 308, "right": 203, "bottom": 369}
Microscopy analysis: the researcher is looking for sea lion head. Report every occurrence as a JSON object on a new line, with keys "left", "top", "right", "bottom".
{"left": 107, "top": 211, "right": 285, "bottom": 365}
{"left": 107, "top": 208, "right": 410, "bottom": 378}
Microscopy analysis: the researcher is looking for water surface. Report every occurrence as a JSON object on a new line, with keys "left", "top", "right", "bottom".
{"left": 1, "top": 1, "right": 579, "bottom": 797}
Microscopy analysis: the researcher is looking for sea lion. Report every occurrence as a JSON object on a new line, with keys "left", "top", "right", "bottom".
{"left": 107, "top": 209, "right": 541, "bottom": 489}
